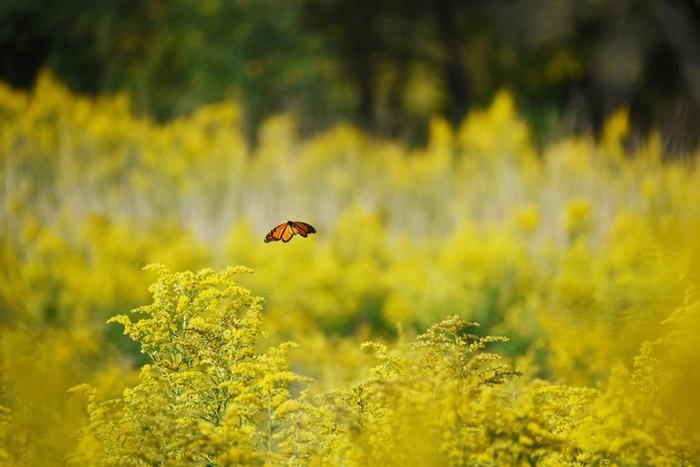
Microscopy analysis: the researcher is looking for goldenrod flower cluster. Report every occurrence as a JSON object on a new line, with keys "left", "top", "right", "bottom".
{"left": 0, "top": 74, "right": 699, "bottom": 465}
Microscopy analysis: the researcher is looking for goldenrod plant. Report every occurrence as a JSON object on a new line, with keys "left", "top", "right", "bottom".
{"left": 72, "top": 265, "right": 310, "bottom": 465}
{"left": 73, "top": 268, "right": 699, "bottom": 465}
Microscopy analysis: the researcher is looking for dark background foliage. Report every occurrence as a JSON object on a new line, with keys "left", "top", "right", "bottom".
{"left": 2, "top": 0, "right": 699, "bottom": 148}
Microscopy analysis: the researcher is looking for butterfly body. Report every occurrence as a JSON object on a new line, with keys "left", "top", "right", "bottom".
{"left": 264, "top": 220, "right": 316, "bottom": 243}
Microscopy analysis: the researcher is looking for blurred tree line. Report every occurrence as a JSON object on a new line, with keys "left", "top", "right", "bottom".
{"left": 2, "top": 0, "right": 699, "bottom": 148}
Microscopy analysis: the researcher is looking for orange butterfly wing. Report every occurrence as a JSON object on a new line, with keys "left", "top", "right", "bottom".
{"left": 290, "top": 221, "right": 316, "bottom": 238}
{"left": 280, "top": 224, "right": 295, "bottom": 242}
{"left": 264, "top": 223, "right": 288, "bottom": 242}
{"left": 264, "top": 221, "right": 316, "bottom": 243}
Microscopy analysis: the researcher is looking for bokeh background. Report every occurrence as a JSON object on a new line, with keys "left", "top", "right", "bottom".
{"left": 3, "top": 0, "right": 700, "bottom": 147}
{"left": 1, "top": 1, "right": 700, "bottom": 465}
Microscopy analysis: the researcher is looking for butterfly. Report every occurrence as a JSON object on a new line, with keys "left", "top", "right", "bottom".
{"left": 264, "top": 220, "right": 316, "bottom": 243}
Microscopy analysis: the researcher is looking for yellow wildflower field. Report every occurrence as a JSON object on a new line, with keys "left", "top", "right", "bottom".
{"left": 1, "top": 74, "right": 699, "bottom": 465}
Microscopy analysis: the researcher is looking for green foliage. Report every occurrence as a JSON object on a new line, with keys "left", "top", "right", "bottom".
{"left": 0, "top": 0, "right": 334, "bottom": 132}
{"left": 4, "top": 0, "right": 700, "bottom": 143}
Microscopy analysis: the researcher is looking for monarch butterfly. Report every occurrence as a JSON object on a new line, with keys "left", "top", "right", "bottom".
{"left": 264, "top": 220, "right": 316, "bottom": 243}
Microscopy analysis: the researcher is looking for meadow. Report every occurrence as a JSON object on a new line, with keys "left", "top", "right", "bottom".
{"left": 1, "top": 74, "right": 699, "bottom": 465}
